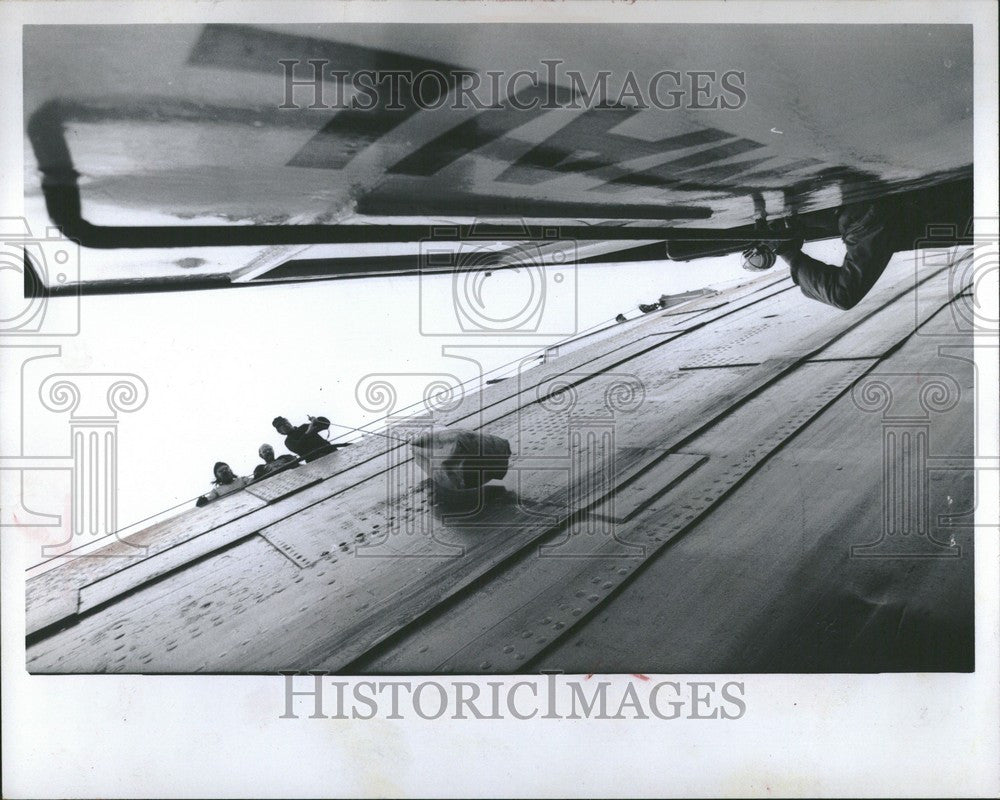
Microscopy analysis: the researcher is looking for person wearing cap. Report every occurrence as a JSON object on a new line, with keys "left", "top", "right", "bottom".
{"left": 271, "top": 415, "right": 347, "bottom": 462}
{"left": 195, "top": 461, "right": 249, "bottom": 507}
{"left": 252, "top": 444, "right": 300, "bottom": 481}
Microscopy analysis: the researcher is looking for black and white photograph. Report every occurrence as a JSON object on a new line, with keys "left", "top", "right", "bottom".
{"left": 2, "top": 1, "right": 998, "bottom": 797}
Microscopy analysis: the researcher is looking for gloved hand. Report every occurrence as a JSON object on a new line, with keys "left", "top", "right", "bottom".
{"left": 757, "top": 217, "right": 804, "bottom": 257}
{"left": 741, "top": 244, "right": 776, "bottom": 272}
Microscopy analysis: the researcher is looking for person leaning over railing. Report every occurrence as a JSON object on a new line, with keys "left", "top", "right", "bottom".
{"left": 252, "top": 443, "right": 300, "bottom": 481}
{"left": 195, "top": 461, "right": 250, "bottom": 507}
{"left": 271, "top": 414, "right": 349, "bottom": 462}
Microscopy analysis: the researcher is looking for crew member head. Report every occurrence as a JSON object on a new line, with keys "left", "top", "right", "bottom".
{"left": 213, "top": 462, "right": 236, "bottom": 485}
{"left": 258, "top": 444, "right": 275, "bottom": 463}
{"left": 272, "top": 416, "right": 293, "bottom": 435}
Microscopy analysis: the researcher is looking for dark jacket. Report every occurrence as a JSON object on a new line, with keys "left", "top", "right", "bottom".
{"left": 788, "top": 183, "right": 972, "bottom": 310}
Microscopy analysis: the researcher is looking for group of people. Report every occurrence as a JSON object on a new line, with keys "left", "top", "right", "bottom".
{"left": 195, "top": 414, "right": 349, "bottom": 507}
{"left": 192, "top": 176, "right": 972, "bottom": 508}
